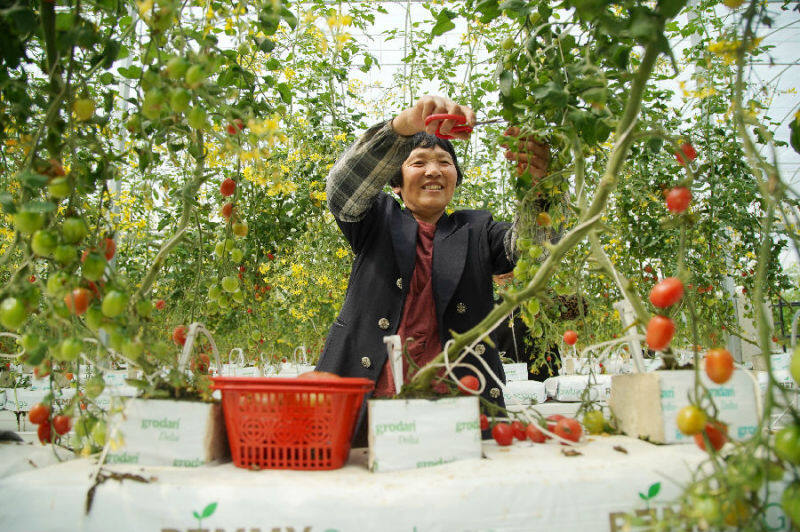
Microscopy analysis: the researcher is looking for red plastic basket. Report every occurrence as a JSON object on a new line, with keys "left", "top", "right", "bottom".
{"left": 211, "top": 376, "right": 373, "bottom": 470}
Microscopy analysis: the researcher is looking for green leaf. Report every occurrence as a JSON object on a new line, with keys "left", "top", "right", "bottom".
{"left": 18, "top": 170, "right": 48, "bottom": 189}
{"left": 201, "top": 502, "right": 217, "bottom": 518}
{"left": 280, "top": 7, "right": 298, "bottom": 29}
{"left": 476, "top": 0, "right": 501, "bottom": 23}
{"left": 22, "top": 200, "right": 56, "bottom": 213}
{"left": 277, "top": 83, "right": 292, "bottom": 104}
{"left": 500, "top": 0, "right": 529, "bottom": 15}
{"left": 657, "top": 0, "right": 687, "bottom": 19}
{"left": 99, "top": 72, "right": 114, "bottom": 85}
{"left": 0, "top": 194, "right": 16, "bottom": 214}
{"left": 124, "top": 378, "right": 150, "bottom": 389}
{"left": 256, "top": 37, "right": 275, "bottom": 53}
{"left": 192, "top": 511, "right": 201, "bottom": 520}
{"left": 118, "top": 65, "right": 142, "bottom": 79}
{"left": 790, "top": 112, "right": 800, "bottom": 154}
{"left": 647, "top": 482, "right": 661, "bottom": 498}
{"left": 431, "top": 9, "right": 456, "bottom": 37}
{"left": 499, "top": 70, "right": 513, "bottom": 97}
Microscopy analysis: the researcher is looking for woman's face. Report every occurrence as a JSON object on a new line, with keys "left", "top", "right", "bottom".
{"left": 394, "top": 145, "right": 458, "bottom": 224}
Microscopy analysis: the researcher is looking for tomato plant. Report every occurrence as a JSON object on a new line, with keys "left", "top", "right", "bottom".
{"left": 53, "top": 415, "right": 71, "bottom": 436}
{"left": 774, "top": 425, "right": 800, "bottom": 465}
{"left": 28, "top": 403, "right": 49, "bottom": 425}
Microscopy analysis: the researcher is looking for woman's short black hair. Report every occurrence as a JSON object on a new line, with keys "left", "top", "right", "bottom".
{"left": 390, "top": 132, "right": 464, "bottom": 188}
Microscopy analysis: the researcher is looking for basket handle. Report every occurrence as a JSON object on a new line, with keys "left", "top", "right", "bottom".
{"left": 292, "top": 345, "right": 307, "bottom": 367}
{"left": 177, "top": 322, "right": 222, "bottom": 374}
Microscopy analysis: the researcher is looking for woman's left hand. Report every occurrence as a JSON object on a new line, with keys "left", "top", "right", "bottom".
{"left": 501, "top": 127, "right": 550, "bottom": 182}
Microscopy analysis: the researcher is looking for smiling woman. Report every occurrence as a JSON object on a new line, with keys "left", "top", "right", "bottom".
{"left": 317, "top": 94, "right": 553, "bottom": 444}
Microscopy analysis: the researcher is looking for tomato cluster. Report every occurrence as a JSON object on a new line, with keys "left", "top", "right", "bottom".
{"left": 28, "top": 403, "right": 71, "bottom": 444}
{"left": 488, "top": 414, "right": 584, "bottom": 447}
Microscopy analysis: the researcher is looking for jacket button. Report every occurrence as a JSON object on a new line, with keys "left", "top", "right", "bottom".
{"left": 378, "top": 318, "right": 390, "bottom": 330}
{"left": 361, "top": 357, "right": 371, "bottom": 368}
{"left": 396, "top": 278, "right": 403, "bottom": 290}
{"left": 489, "top": 387, "right": 500, "bottom": 398}
{"left": 456, "top": 302, "right": 467, "bottom": 314}
{"left": 474, "top": 343, "right": 486, "bottom": 355}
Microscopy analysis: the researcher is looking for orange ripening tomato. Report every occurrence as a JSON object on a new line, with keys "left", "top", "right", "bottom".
{"left": 563, "top": 330, "right": 578, "bottom": 346}
{"left": 705, "top": 348, "right": 734, "bottom": 384}
{"left": 694, "top": 421, "right": 728, "bottom": 452}
{"left": 649, "top": 277, "right": 684, "bottom": 308}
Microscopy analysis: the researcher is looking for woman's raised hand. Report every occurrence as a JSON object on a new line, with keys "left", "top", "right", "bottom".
{"left": 391, "top": 95, "right": 476, "bottom": 140}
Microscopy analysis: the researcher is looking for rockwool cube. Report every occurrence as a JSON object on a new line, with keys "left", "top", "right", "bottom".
{"left": 367, "top": 396, "right": 481, "bottom": 473}
{"left": 609, "top": 370, "right": 759, "bottom": 444}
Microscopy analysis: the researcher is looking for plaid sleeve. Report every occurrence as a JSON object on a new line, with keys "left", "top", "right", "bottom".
{"left": 326, "top": 120, "right": 416, "bottom": 223}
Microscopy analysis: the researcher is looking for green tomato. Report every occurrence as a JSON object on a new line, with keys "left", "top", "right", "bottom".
{"left": 222, "top": 275, "right": 239, "bottom": 293}
{"left": 169, "top": 88, "right": 191, "bottom": 113}
{"left": 19, "top": 333, "right": 40, "bottom": 352}
{"left": 232, "top": 289, "right": 244, "bottom": 303}
{"left": 528, "top": 245, "right": 543, "bottom": 260}
{"left": 501, "top": 37, "right": 515, "bottom": 50}
{"left": 0, "top": 297, "right": 26, "bottom": 331}
{"left": 142, "top": 89, "right": 165, "bottom": 120}
{"left": 62, "top": 217, "right": 87, "bottom": 244}
{"left": 165, "top": 56, "right": 188, "bottom": 79}
{"left": 583, "top": 410, "right": 605, "bottom": 435}
{"left": 13, "top": 210, "right": 45, "bottom": 235}
{"left": 59, "top": 337, "right": 83, "bottom": 362}
{"left": 208, "top": 284, "right": 222, "bottom": 301}
{"left": 54, "top": 244, "right": 77, "bottom": 265}
{"left": 31, "top": 230, "right": 58, "bottom": 257}
{"left": 136, "top": 298, "right": 153, "bottom": 318}
{"left": 184, "top": 64, "right": 206, "bottom": 89}
{"left": 214, "top": 241, "right": 226, "bottom": 257}
{"left": 85, "top": 375, "right": 105, "bottom": 398}
{"left": 121, "top": 338, "right": 144, "bottom": 359}
{"left": 783, "top": 481, "right": 800, "bottom": 529}
{"left": 91, "top": 419, "right": 107, "bottom": 446}
{"left": 101, "top": 290, "right": 128, "bottom": 318}
{"left": 82, "top": 252, "right": 107, "bottom": 281}
{"left": 107, "top": 329, "right": 125, "bottom": 351}
{"left": 691, "top": 496, "right": 720, "bottom": 523}
{"left": 48, "top": 177, "right": 71, "bottom": 199}
{"left": 74, "top": 416, "right": 95, "bottom": 438}
{"left": 46, "top": 271, "right": 71, "bottom": 297}
{"left": 224, "top": 238, "right": 235, "bottom": 251}
{"left": 230, "top": 248, "right": 244, "bottom": 263}
{"left": 84, "top": 306, "right": 104, "bottom": 332}
{"left": 774, "top": 425, "right": 800, "bottom": 465}
{"left": 187, "top": 106, "right": 207, "bottom": 130}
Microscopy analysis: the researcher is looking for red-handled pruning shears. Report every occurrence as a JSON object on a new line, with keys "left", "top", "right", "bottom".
{"left": 424, "top": 113, "right": 503, "bottom": 139}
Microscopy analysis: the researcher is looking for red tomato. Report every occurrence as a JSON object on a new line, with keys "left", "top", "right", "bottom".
{"left": 28, "top": 403, "right": 49, "bottom": 425}
{"left": 694, "top": 421, "right": 728, "bottom": 452}
{"left": 479, "top": 414, "right": 489, "bottom": 431}
{"left": 220, "top": 178, "right": 236, "bottom": 197}
{"left": 525, "top": 423, "right": 547, "bottom": 443}
{"left": 705, "top": 348, "right": 734, "bottom": 384}
{"left": 155, "top": 299, "right": 166, "bottom": 310}
{"left": 546, "top": 414, "right": 565, "bottom": 432}
{"left": 511, "top": 420, "right": 527, "bottom": 440}
{"left": 665, "top": 187, "right": 692, "bottom": 213}
{"left": 190, "top": 353, "right": 210, "bottom": 374}
{"left": 554, "top": 417, "right": 583, "bottom": 442}
{"left": 37, "top": 422, "right": 52, "bottom": 444}
{"left": 563, "top": 330, "right": 578, "bottom": 346}
{"left": 646, "top": 315, "right": 675, "bottom": 351}
{"left": 267, "top": 252, "right": 275, "bottom": 260}
{"left": 649, "top": 277, "right": 684, "bottom": 308}
{"left": 172, "top": 325, "right": 187, "bottom": 346}
{"left": 674, "top": 142, "right": 697, "bottom": 165}
{"left": 492, "top": 423, "right": 514, "bottom": 446}
{"left": 53, "top": 415, "right": 71, "bottom": 435}
{"left": 221, "top": 202, "right": 234, "bottom": 219}
{"left": 102, "top": 238, "right": 116, "bottom": 260}
{"left": 459, "top": 375, "right": 480, "bottom": 393}
{"left": 233, "top": 118, "right": 245, "bottom": 131}
{"left": 226, "top": 123, "right": 238, "bottom": 135}
{"left": 643, "top": 265, "right": 653, "bottom": 274}
{"left": 64, "top": 288, "right": 92, "bottom": 316}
